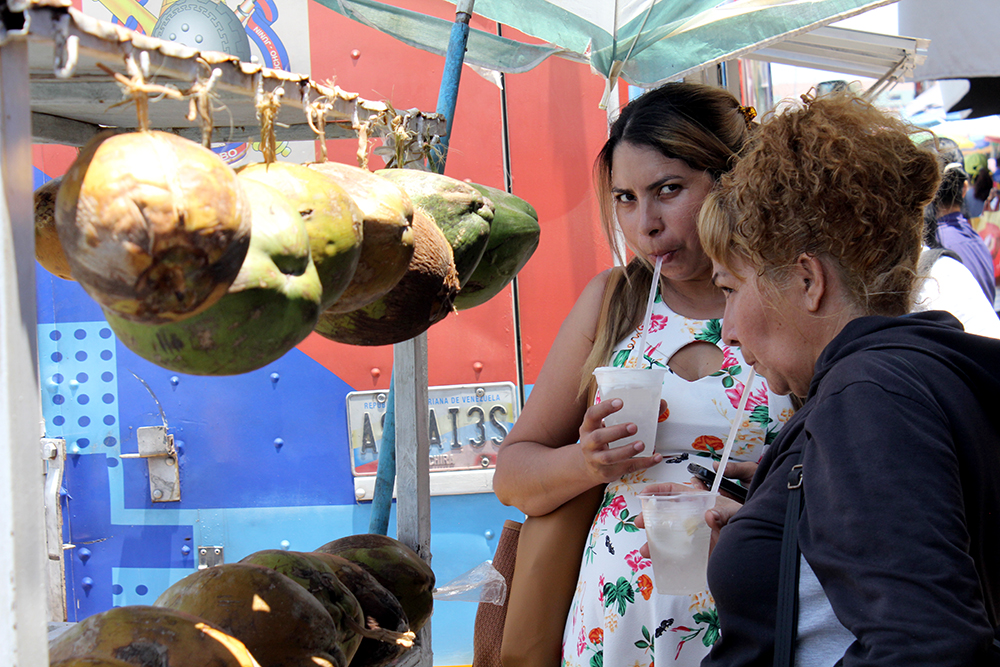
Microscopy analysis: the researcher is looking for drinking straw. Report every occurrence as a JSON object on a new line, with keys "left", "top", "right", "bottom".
{"left": 711, "top": 367, "right": 757, "bottom": 495}
{"left": 634, "top": 256, "right": 664, "bottom": 368}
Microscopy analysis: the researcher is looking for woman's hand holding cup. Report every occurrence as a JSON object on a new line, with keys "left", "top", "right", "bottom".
{"left": 578, "top": 398, "right": 665, "bottom": 486}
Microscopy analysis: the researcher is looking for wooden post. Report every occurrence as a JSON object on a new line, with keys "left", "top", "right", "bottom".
{"left": 392, "top": 332, "right": 431, "bottom": 667}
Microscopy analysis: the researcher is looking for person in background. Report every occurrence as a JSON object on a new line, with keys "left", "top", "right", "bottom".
{"left": 647, "top": 90, "right": 1000, "bottom": 666}
{"left": 964, "top": 152, "right": 991, "bottom": 219}
{"left": 493, "top": 83, "right": 793, "bottom": 667}
{"left": 934, "top": 161, "right": 996, "bottom": 303}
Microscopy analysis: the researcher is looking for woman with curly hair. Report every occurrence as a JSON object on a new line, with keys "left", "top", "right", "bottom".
{"left": 640, "top": 91, "right": 1000, "bottom": 666}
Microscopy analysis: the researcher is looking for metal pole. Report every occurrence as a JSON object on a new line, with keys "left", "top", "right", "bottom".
{"left": 429, "top": 0, "right": 475, "bottom": 173}
{"left": 368, "top": 373, "right": 396, "bottom": 535}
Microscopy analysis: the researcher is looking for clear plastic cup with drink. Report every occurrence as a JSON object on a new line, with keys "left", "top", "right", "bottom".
{"left": 638, "top": 489, "right": 717, "bottom": 595}
{"left": 592, "top": 366, "right": 666, "bottom": 450}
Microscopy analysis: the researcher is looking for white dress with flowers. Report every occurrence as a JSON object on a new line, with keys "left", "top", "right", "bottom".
{"left": 562, "top": 293, "right": 793, "bottom": 667}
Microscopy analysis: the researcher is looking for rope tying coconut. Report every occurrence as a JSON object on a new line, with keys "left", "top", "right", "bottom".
{"left": 98, "top": 57, "right": 183, "bottom": 132}
{"left": 306, "top": 95, "right": 334, "bottom": 163}
{"left": 255, "top": 86, "right": 284, "bottom": 164}
{"left": 186, "top": 64, "right": 223, "bottom": 148}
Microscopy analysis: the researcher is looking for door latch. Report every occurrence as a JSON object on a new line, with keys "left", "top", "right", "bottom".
{"left": 121, "top": 426, "right": 180, "bottom": 502}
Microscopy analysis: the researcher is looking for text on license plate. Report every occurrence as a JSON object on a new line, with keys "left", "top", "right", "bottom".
{"left": 346, "top": 382, "right": 519, "bottom": 475}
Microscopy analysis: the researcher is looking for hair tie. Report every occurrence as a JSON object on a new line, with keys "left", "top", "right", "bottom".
{"left": 944, "top": 162, "right": 966, "bottom": 175}
{"left": 739, "top": 105, "right": 757, "bottom": 127}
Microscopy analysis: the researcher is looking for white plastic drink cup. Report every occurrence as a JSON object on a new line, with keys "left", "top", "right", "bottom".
{"left": 592, "top": 366, "right": 666, "bottom": 450}
{"left": 638, "top": 490, "right": 717, "bottom": 595}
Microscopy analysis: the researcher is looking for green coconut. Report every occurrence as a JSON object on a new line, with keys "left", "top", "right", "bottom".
{"left": 315, "top": 533, "right": 435, "bottom": 633}
{"left": 56, "top": 130, "right": 251, "bottom": 323}
{"left": 239, "top": 162, "right": 363, "bottom": 309}
{"left": 103, "top": 179, "right": 322, "bottom": 375}
{"left": 374, "top": 169, "right": 493, "bottom": 288}
{"left": 155, "top": 563, "right": 345, "bottom": 667}
{"left": 304, "top": 162, "right": 415, "bottom": 313}
{"left": 454, "top": 183, "right": 540, "bottom": 310}
{"left": 48, "top": 605, "right": 260, "bottom": 667}
{"left": 313, "top": 207, "right": 460, "bottom": 346}
{"left": 239, "top": 549, "right": 368, "bottom": 664}
{"left": 307, "top": 551, "right": 414, "bottom": 667}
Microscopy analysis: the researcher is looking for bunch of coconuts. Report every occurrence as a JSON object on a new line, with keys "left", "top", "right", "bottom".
{"left": 49, "top": 534, "right": 435, "bottom": 667}
{"left": 37, "top": 129, "right": 540, "bottom": 375}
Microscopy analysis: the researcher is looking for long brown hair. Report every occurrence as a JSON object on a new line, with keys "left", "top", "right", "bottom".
{"left": 579, "top": 83, "right": 751, "bottom": 397}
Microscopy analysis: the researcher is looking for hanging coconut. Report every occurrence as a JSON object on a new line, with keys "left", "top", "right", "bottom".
{"left": 103, "top": 179, "right": 323, "bottom": 375}
{"left": 453, "top": 182, "right": 540, "bottom": 310}
{"left": 239, "top": 162, "right": 363, "bottom": 310}
{"left": 374, "top": 169, "right": 493, "bottom": 288}
{"left": 304, "top": 161, "right": 415, "bottom": 313}
{"left": 55, "top": 130, "right": 251, "bottom": 323}
{"left": 34, "top": 176, "right": 73, "bottom": 281}
{"left": 313, "top": 206, "right": 459, "bottom": 346}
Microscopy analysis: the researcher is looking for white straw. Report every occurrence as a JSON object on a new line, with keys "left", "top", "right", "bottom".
{"left": 635, "top": 256, "right": 664, "bottom": 369}
{"left": 711, "top": 367, "right": 756, "bottom": 495}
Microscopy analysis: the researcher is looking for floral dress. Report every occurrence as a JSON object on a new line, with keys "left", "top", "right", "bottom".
{"left": 562, "top": 293, "right": 794, "bottom": 667}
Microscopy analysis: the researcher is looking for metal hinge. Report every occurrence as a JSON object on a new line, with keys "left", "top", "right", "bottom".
{"left": 121, "top": 426, "right": 180, "bottom": 502}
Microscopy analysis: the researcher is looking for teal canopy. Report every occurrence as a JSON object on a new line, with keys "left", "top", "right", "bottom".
{"left": 314, "top": 0, "right": 896, "bottom": 105}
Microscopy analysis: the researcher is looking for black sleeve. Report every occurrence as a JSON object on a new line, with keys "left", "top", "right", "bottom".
{"left": 798, "top": 364, "right": 995, "bottom": 666}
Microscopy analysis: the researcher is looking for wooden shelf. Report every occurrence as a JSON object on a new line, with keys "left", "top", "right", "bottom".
{"left": 6, "top": 1, "right": 446, "bottom": 147}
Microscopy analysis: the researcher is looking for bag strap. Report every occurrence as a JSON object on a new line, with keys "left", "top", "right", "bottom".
{"left": 586, "top": 267, "right": 626, "bottom": 405}
{"left": 774, "top": 454, "right": 804, "bottom": 667}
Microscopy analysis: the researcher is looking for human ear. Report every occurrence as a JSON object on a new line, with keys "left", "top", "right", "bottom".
{"left": 793, "top": 253, "right": 827, "bottom": 313}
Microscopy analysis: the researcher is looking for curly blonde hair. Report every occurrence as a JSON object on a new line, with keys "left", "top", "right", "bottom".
{"left": 699, "top": 91, "right": 941, "bottom": 317}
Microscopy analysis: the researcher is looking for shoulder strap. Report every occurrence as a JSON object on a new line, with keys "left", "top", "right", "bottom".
{"left": 918, "top": 247, "right": 963, "bottom": 274}
{"left": 774, "top": 454, "right": 804, "bottom": 667}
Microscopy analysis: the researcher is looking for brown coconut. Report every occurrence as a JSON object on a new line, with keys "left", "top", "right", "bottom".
{"left": 313, "top": 206, "right": 459, "bottom": 346}
{"left": 304, "top": 161, "right": 415, "bottom": 313}
{"left": 47, "top": 605, "right": 260, "bottom": 667}
{"left": 34, "top": 176, "right": 73, "bottom": 280}
{"left": 154, "top": 562, "right": 345, "bottom": 667}
{"left": 55, "top": 131, "right": 251, "bottom": 323}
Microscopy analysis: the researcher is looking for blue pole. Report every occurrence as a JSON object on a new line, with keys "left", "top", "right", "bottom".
{"left": 368, "top": 373, "right": 396, "bottom": 535}
{"left": 429, "top": 0, "right": 475, "bottom": 173}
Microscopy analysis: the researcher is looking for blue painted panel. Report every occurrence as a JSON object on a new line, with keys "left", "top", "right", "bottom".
{"left": 36, "top": 264, "right": 108, "bottom": 325}
{"left": 114, "top": 345, "right": 357, "bottom": 509}
{"left": 62, "top": 453, "right": 194, "bottom": 621}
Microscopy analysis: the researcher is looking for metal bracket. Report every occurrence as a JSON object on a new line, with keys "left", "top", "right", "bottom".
{"left": 197, "top": 546, "right": 224, "bottom": 569}
{"left": 121, "top": 426, "right": 180, "bottom": 502}
{"left": 41, "top": 438, "right": 68, "bottom": 621}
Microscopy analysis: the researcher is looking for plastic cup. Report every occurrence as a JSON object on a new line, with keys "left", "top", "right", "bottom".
{"left": 592, "top": 366, "right": 666, "bottom": 450}
{"left": 638, "top": 490, "right": 717, "bottom": 595}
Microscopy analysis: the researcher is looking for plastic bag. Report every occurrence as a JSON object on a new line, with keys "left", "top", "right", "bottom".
{"left": 432, "top": 560, "right": 507, "bottom": 605}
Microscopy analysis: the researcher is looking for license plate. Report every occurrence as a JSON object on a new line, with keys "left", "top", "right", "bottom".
{"left": 346, "top": 382, "right": 519, "bottom": 475}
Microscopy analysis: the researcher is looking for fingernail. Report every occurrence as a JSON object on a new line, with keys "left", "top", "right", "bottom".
{"left": 627, "top": 423, "right": 637, "bottom": 434}
{"left": 611, "top": 399, "right": 623, "bottom": 408}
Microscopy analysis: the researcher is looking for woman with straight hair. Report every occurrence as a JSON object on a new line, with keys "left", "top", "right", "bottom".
{"left": 493, "top": 83, "right": 793, "bottom": 667}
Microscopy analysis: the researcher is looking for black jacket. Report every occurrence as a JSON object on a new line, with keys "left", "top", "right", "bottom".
{"left": 705, "top": 311, "right": 1000, "bottom": 666}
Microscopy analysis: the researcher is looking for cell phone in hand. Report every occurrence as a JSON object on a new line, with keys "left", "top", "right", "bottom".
{"left": 687, "top": 463, "right": 748, "bottom": 503}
